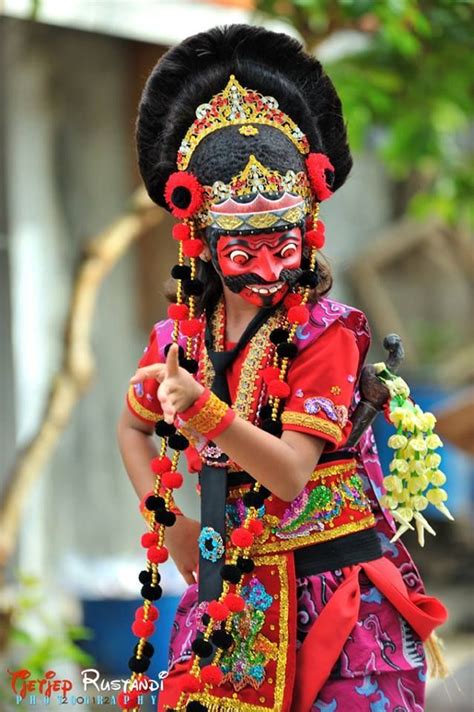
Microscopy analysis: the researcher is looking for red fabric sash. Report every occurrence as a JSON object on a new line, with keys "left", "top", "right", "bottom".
{"left": 290, "top": 555, "right": 448, "bottom": 712}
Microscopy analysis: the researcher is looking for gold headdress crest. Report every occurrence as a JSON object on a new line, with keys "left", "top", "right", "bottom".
{"left": 177, "top": 75, "right": 310, "bottom": 170}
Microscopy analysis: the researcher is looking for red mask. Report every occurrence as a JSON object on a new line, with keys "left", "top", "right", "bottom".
{"left": 216, "top": 228, "right": 303, "bottom": 307}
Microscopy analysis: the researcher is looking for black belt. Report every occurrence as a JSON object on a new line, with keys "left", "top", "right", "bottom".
{"left": 294, "top": 527, "right": 382, "bottom": 577}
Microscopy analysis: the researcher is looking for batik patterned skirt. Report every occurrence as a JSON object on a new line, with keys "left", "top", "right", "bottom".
{"left": 163, "top": 564, "right": 427, "bottom": 712}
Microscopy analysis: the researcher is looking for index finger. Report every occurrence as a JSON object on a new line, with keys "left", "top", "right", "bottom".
{"left": 130, "top": 363, "right": 166, "bottom": 384}
{"left": 166, "top": 343, "right": 180, "bottom": 378}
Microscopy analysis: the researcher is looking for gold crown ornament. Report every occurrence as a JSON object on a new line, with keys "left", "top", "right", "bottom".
{"left": 176, "top": 75, "right": 310, "bottom": 170}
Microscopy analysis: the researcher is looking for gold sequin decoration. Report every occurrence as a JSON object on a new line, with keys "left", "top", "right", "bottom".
{"left": 281, "top": 411, "right": 342, "bottom": 442}
{"left": 239, "top": 125, "right": 259, "bottom": 136}
{"left": 185, "top": 554, "right": 290, "bottom": 712}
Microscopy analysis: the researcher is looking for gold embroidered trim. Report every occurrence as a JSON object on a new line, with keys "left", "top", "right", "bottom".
{"left": 252, "top": 515, "right": 376, "bottom": 556}
{"left": 281, "top": 411, "right": 342, "bottom": 442}
{"left": 127, "top": 385, "right": 162, "bottom": 423}
{"left": 185, "top": 392, "right": 230, "bottom": 435}
{"left": 201, "top": 299, "right": 284, "bottom": 424}
{"left": 186, "top": 554, "right": 290, "bottom": 712}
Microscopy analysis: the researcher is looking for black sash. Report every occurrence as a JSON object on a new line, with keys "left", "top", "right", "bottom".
{"left": 198, "top": 306, "right": 276, "bottom": 604}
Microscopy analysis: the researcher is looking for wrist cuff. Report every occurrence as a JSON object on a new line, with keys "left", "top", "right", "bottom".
{"left": 179, "top": 388, "right": 235, "bottom": 440}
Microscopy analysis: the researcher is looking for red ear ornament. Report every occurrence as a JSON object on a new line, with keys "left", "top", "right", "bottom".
{"left": 306, "top": 153, "right": 335, "bottom": 202}
{"left": 164, "top": 171, "right": 204, "bottom": 219}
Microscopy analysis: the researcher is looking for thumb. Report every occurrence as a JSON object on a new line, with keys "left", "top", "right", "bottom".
{"left": 166, "top": 343, "right": 180, "bottom": 378}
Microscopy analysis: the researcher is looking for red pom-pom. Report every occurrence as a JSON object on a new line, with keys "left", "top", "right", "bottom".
{"left": 181, "top": 673, "right": 202, "bottom": 693}
{"left": 207, "top": 600, "right": 230, "bottom": 621}
{"left": 231, "top": 527, "right": 255, "bottom": 548}
{"left": 135, "top": 605, "right": 159, "bottom": 622}
{"left": 180, "top": 318, "right": 202, "bottom": 337}
{"left": 150, "top": 456, "right": 172, "bottom": 474}
{"left": 182, "top": 239, "right": 204, "bottom": 258}
{"left": 200, "top": 665, "right": 224, "bottom": 685}
{"left": 148, "top": 545, "right": 169, "bottom": 564}
{"left": 306, "top": 221, "right": 326, "bottom": 249}
{"left": 247, "top": 519, "right": 264, "bottom": 536}
{"left": 287, "top": 305, "right": 310, "bottom": 325}
{"left": 146, "top": 606, "right": 159, "bottom": 622}
{"left": 141, "top": 532, "right": 158, "bottom": 548}
{"left": 132, "top": 619, "right": 155, "bottom": 638}
{"left": 161, "top": 470, "right": 184, "bottom": 489}
{"left": 168, "top": 303, "right": 189, "bottom": 321}
{"left": 267, "top": 380, "right": 291, "bottom": 399}
{"left": 117, "top": 691, "right": 139, "bottom": 709}
{"left": 306, "top": 153, "right": 334, "bottom": 202}
{"left": 261, "top": 366, "right": 281, "bottom": 384}
{"left": 172, "top": 223, "right": 191, "bottom": 241}
{"left": 284, "top": 292, "right": 303, "bottom": 308}
{"left": 222, "top": 593, "right": 245, "bottom": 612}
{"left": 164, "top": 172, "right": 204, "bottom": 219}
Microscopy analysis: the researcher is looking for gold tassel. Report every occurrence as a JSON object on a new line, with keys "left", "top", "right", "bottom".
{"left": 425, "top": 631, "right": 450, "bottom": 679}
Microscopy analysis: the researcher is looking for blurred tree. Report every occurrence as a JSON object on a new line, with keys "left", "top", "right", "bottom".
{"left": 255, "top": 0, "right": 474, "bottom": 224}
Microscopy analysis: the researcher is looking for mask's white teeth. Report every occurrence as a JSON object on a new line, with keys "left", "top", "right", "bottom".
{"left": 248, "top": 282, "right": 284, "bottom": 295}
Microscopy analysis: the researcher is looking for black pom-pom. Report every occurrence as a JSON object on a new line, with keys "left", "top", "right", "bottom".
{"left": 261, "top": 418, "right": 283, "bottom": 436}
{"left": 259, "top": 486, "right": 272, "bottom": 499}
{"left": 181, "top": 358, "right": 199, "bottom": 374}
{"left": 242, "top": 491, "right": 264, "bottom": 509}
{"left": 171, "top": 264, "right": 192, "bottom": 280}
{"left": 211, "top": 629, "right": 234, "bottom": 650}
{"left": 134, "top": 641, "right": 155, "bottom": 658}
{"left": 201, "top": 613, "right": 211, "bottom": 626}
{"left": 186, "top": 702, "right": 208, "bottom": 712}
{"left": 155, "top": 420, "right": 176, "bottom": 437}
{"left": 164, "top": 343, "right": 185, "bottom": 360}
{"left": 183, "top": 278, "right": 204, "bottom": 297}
{"left": 141, "top": 583, "right": 163, "bottom": 601}
{"left": 168, "top": 433, "right": 189, "bottom": 451}
{"left": 145, "top": 495, "right": 166, "bottom": 512}
{"left": 237, "top": 556, "right": 255, "bottom": 573}
{"left": 128, "top": 655, "right": 150, "bottom": 673}
{"left": 276, "top": 342, "right": 298, "bottom": 359}
{"left": 154, "top": 509, "right": 177, "bottom": 527}
{"left": 297, "top": 270, "right": 319, "bottom": 288}
{"left": 171, "top": 186, "right": 191, "bottom": 210}
{"left": 138, "top": 569, "right": 152, "bottom": 584}
{"left": 220, "top": 564, "right": 242, "bottom": 584}
{"left": 269, "top": 328, "right": 290, "bottom": 345}
{"left": 259, "top": 404, "right": 273, "bottom": 420}
{"left": 191, "top": 638, "right": 213, "bottom": 658}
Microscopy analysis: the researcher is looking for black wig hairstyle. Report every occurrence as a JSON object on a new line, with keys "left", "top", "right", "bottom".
{"left": 136, "top": 24, "right": 352, "bottom": 210}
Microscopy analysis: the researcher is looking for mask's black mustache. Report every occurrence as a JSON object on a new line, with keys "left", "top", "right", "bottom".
{"left": 223, "top": 268, "right": 302, "bottom": 294}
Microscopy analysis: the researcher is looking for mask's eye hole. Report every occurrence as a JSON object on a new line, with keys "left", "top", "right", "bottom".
{"left": 229, "top": 249, "right": 250, "bottom": 265}
{"left": 279, "top": 242, "right": 298, "bottom": 258}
